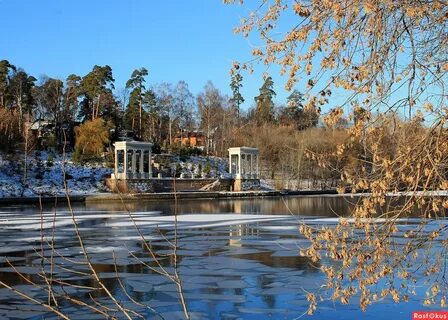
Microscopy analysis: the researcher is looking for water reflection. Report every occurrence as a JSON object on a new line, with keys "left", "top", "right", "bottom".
{"left": 0, "top": 195, "right": 440, "bottom": 319}
{"left": 85, "top": 195, "right": 354, "bottom": 217}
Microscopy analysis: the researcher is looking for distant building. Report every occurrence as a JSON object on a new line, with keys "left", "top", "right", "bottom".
{"left": 29, "top": 119, "right": 54, "bottom": 139}
{"left": 28, "top": 119, "right": 79, "bottom": 150}
{"left": 174, "top": 131, "right": 205, "bottom": 148}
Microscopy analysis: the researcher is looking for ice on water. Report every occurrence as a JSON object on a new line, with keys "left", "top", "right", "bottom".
{"left": 0, "top": 201, "right": 444, "bottom": 320}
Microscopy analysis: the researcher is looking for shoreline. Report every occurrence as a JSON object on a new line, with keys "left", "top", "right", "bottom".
{"left": 85, "top": 189, "right": 339, "bottom": 203}
{"left": 0, "top": 189, "right": 338, "bottom": 205}
{"left": 0, "top": 189, "right": 446, "bottom": 206}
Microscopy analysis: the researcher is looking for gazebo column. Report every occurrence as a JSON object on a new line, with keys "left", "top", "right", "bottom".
{"left": 252, "top": 155, "right": 256, "bottom": 178}
{"left": 242, "top": 154, "right": 245, "bottom": 178}
{"left": 139, "top": 149, "right": 144, "bottom": 179}
{"left": 123, "top": 149, "right": 128, "bottom": 179}
{"left": 148, "top": 151, "right": 152, "bottom": 178}
{"left": 238, "top": 153, "right": 241, "bottom": 179}
{"left": 114, "top": 148, "right": 118, "bottom": 178}
{"left": 229, "top": 153, "right": 232, "bottom": 174}
{"left": 256, "top": 155, "right": 259, "bottom": 178}
{"left": 131, "top": 149, "right": 137, "bottom": 178}
{"left": 250, "top": 155, "right": 253, "bottom": 178}
{"left": 247, "top": 154, "right": 252, "bottom": 179}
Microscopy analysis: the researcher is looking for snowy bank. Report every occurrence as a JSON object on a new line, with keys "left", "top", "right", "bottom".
{"left": 0, "top": 151, "right": 111, "bottom": 198}
{"left": 0, "top": 151, "right": 275, "bottom": 198}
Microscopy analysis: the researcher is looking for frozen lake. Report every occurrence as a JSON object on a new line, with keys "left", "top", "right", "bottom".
{"left": 0, "top": 196, "right": 444, "bottom": 319}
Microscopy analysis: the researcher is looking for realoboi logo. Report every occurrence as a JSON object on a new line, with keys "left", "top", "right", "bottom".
{"left": 413, "top": 312, "right": 448, "bottom": 319}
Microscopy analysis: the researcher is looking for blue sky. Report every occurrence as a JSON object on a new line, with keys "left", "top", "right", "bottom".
{"left": 0, "top": 0, "right": 299, "bottom": 111}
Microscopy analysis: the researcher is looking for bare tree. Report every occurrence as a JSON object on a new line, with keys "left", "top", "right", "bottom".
{"left": 197, "top": 81, "right": 226, "bottom": 155}
{"left": 225, "top": 0, "right": 448, "bottom": 313}
{"left": 156, "top": 83, "right": 177, "bottom": 146}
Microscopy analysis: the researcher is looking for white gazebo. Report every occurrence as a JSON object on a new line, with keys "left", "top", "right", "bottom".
{"left": 228, "top": 147, "right": 259, "bottom": 179}
{"left": 112, "top": 141, "right": 152, "bottom": 180}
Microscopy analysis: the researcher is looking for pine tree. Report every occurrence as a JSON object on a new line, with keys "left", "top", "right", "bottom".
{"left": 280, "top": 89, "right": 318, "bottom": 130}
{"left": 0, "top": 60, "right": 16, "bottom": 109}
{"left": 254, "top": 76, "right": 275, "bottom": 125}
{"left": 79, "top": 65, "right": 115, "bottom": 121}
{"left": 9, "top": 70, "right": 36, "bottom": 126}
{"left": 125, "top": 68, "right": 149, "bottom": 138}
{"left": 62, "top": 74, "right": 81, "bottom": 123}
{"left": 230, "top": 70, "right": 244, "bottom": 118}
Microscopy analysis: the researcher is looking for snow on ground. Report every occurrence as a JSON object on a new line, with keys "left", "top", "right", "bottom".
{"left": 0, "top": 151, "right": 274, "bottom": 198}
{"left": 0, "top": 151, "right": 112, "bottom": 198}
{"left": 176, "top": 155, "right": 230, "bottom": 178}
{"left": 176, "top": 156, "right": 274, "bottom": 190}
{"left": 260, "top": 179, "right": 275, "bottom": 191}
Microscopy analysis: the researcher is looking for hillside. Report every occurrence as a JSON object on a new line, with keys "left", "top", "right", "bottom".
{"left": 0, "top": 151, "right": 112, "bottom": 198}
{"left": 0, "top": 151, "right": 246, "bottom": 198}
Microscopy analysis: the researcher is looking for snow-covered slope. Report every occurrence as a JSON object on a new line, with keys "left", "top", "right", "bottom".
{"left": 0, "top": 151, "right": 111, "bottom": 198}
{"left": 177, "top": 155, "right": 230, "bottom": 178}
{"left": 0, "top": 151, "right": 273, "bottom": 198}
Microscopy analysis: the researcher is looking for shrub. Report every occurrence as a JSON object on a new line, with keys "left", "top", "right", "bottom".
{"left": 74, "top": 118, "right": 112, "bottom": 164}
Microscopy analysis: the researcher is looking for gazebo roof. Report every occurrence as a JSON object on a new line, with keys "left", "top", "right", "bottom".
{"left": 228, "top": 146, "right": 259, "bottom": 154}
{"left": 114, "top": 141, "right": 153, "bottom": 150}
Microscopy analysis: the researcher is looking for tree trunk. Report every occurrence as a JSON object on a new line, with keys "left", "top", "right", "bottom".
{"left": 139, "top": 99, "right": 142, "bottom": 139}
{"left": 158, "top": 118, "right": 162, "bottom": 144}
{"left": 17, "top": 90, "right": 23, "bottom": 134}
{"left": 95, "top": 94, "right": 101, "bottom": 120}
{"left": 169, "top": 119, "right": 172, "bottom": 146}
{"left": 23, "top": 131, "right": 27, "bottom": 185}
